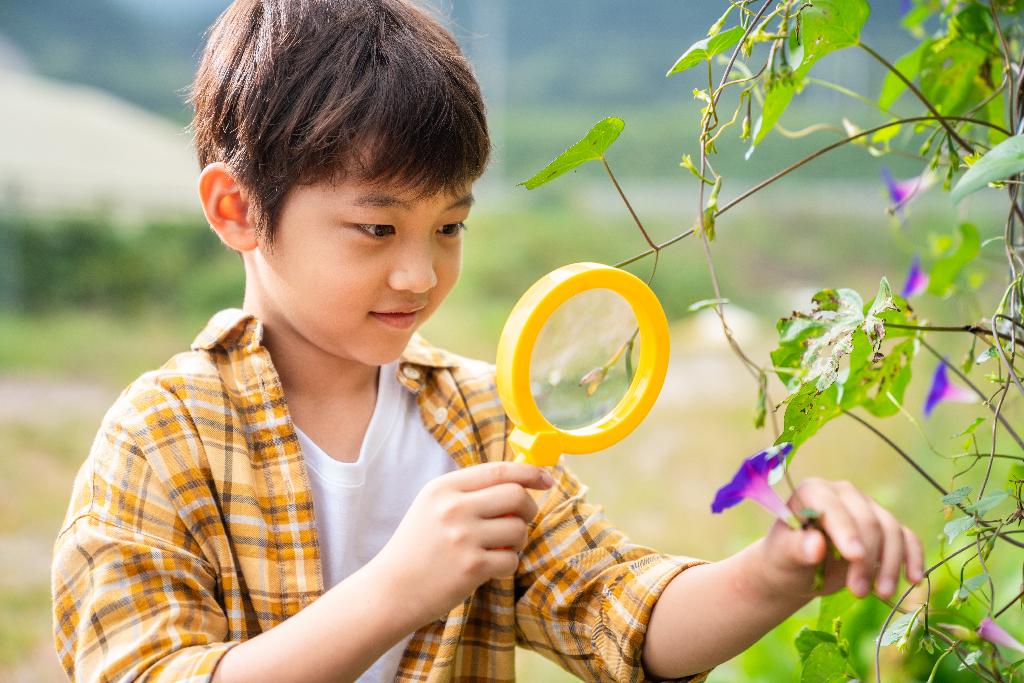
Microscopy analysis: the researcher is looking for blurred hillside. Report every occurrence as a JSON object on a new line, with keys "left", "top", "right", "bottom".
{"left": 1, "top": 0, "right": 914, "bottom": 114}
{"left": 0, "top": 0, "right": 918, "bottom": 185}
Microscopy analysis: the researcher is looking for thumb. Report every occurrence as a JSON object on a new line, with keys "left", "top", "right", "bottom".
{"left": 790, "top": 527, "right": 827, "bottom": 566}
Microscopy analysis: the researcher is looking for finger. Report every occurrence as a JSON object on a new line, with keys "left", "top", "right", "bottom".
{"left": 453, "top": 461, "right": 554, "bottom": 492}
{"left": 477, "top": 516, "right": 529, "bottom": 551}
{"left": 796, "top": 481, "right": 866, "bottom": 561}
{"left": 481, "top": 548, "right": 520, "bottom": 578}
{"left": 903, "top": 526, "right": 925, "bottom": 584}
{"left": 465, "top": 483, "right": 540, "bottom": 523}
{"left": 831, "top": 482, "right": 883, "bottom": 596}
{"left": 872, "top": 504, "right": 906, "bottom": 598}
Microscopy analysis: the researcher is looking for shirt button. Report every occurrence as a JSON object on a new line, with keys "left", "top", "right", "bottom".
{"left": 433, "top": 407, "right": 448, "bottom": 424}
{"left": 402, "top": 366, "right": 421, "bottom": 380}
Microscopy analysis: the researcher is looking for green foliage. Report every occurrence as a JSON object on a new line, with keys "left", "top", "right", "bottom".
{"left": 926, "top": 223, "right": 981, "bottom": 296}
{"left": 943, "top": 516, "right": 976, "bottom": 544}
{"left": 951, "top": 136, "right": 1024, "bottom": 204}
{"left": 0, "top": 211, "right": 241, "bottom": 318}
{"left": 751, "top": 0, "right": 870, "bottom": 149}
{"left": 518, "top": 117, "right": 624, "bottom": 189}
{"left": 878, "top": 40, "right": 930, "bottom": 110}
{"left": 880, "top": 607, "right": 922, "bottom": 649}
{"left": 665, "top": 25, "right": 745, "bottom": 76}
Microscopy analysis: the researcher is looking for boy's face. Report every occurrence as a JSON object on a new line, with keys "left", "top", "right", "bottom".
{"left": 243, "top": 177, "right": 473, "bottom": 368}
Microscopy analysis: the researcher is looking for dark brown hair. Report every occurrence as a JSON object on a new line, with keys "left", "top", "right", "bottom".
{"left": 190, "top": 0, "right": 490, "bottom": 242}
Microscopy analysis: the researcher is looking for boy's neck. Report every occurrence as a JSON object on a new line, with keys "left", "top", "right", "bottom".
{"left": 251, "top": 307, "right": 380, "bottom": 406}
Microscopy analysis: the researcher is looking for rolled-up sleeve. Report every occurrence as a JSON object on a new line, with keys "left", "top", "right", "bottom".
{"left": 514, "top": 462, "right": 711, "bottom": 683}
{"left": 51, "top": 408, "right": 240, "bottom": 683}
{"left": 51, "top": 515, "right": 239, "bottom": 682}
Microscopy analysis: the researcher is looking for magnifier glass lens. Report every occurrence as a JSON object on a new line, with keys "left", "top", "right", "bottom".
{"left": 529, "top": 288, "right": 640, "bottom": 430}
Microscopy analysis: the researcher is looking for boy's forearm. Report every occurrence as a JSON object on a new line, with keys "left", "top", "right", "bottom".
{"left": 211, "top": 558, "right": 425, "bottom": 683}
{"left": 641, "top": 539, "right": 810, "bottom": 680}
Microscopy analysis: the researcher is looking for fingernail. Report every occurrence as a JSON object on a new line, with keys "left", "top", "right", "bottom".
{"left": 846, "top": 540, "right": 865, "bottom": 557}
{"left": 539, "top": 469, "right": 554, "bottom": 487}
{"left": 878, "top": 579, "right": 894, "bottom": 596}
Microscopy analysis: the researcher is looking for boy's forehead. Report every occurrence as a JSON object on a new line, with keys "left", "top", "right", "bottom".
{"left": 328, "top": 178, "right": 475, "bottom": 212}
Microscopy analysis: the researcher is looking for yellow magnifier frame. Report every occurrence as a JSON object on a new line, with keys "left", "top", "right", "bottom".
{"left": 496, "top": 262, "right": 671, "bottom": 467}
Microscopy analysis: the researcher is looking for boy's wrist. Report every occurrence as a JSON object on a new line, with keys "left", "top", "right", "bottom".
{"left": 742, "top": 537, "right": 817, "bottom": 609}
{"left": 361, "top": 553, "right": 441, "bottom": 633}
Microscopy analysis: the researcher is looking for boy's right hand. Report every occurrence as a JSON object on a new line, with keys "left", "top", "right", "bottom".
{"left": 371, "top": 462, "right": 555, "bottom": 627}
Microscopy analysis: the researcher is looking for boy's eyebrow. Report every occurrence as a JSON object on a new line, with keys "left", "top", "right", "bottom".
{"left": 354, "top": 192, "right": 475, "bottom": 211}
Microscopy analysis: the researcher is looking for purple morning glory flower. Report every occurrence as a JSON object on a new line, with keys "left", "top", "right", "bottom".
{"left": 978, "top": 617, "right": 1024, "bottom": 654}
{"left": 712, "top": 443, "right": 796, "bottom": 525}
{"left": 900, "top": 255, "right": 929, "bottom": 299}
{"left": 924, "top": 361, "right": 977, "bottom": 417}
{"left": 881, "top": 167, "right": 931, "bottom": 221}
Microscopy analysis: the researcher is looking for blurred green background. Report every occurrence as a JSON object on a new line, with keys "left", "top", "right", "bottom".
{"left": 0, "top": 1, "right": 1018, "bottom": 681}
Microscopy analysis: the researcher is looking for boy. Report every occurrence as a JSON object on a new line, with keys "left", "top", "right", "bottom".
{"left": 50, "top": 1, "right": 924, "bottom": 681}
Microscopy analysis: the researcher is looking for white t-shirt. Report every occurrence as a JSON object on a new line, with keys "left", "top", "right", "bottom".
{"left": 294, "top": 360, "right": 458, "bottom": 683}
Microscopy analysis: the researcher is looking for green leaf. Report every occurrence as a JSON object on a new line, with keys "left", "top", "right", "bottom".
{"left": 864, "top": 277, "right": 898, "bottom": 356}
{"left": 975, "top": 347, "right": 999, "bottom": 365}
{"left": 942, "top": 486, "right": 972, "bottom": 505}
{"left": 795, "top": 627, "right": 837, "bottom": 663}
{"left": 839, "top": 336, "right": 915, "bottom": 417}
{"left": 944, "top": 516, "right": 976, "bottom": 544}
{"left": 951, "top": 135, "right": 1024, "bottom": 204}
{"left": 688, "top": 297, "right": 729, "bottom": 312}
{"left": 880, "top": 608, "right": 921, "bottom": 648}
{"left": 879, "top": 41, "right": 930, "bottom": 110}
{"left": 777, "top": 382, "right": 841, "bottom": 453}
{"left": 927, "top": 223, "right": 980, "bottom": 296}
{"left": 666, "top": 25, "right": 745, "bottom": 76}
{"left": 954, "top": 572, "right": 989, "bottom": 604}
{"left": 816, "top": 591, "right": 857, "bottom": 631}
{"left": 751, "top": 80, "right": 798, "bottom": 149}
{"left": 955, "top": 417, "right": 985, "bottom": 437}
{"left": 750, "top": 0, "right": 869, "bottom": 150}
{"left": 919, "top": 37, "right": 990, "bottom": 118}
{"left": 518, "top": 117, "right": 625, "bottom": 190}
{"left": 958, "top": 649, "right": 983, "bottom": 670}
{"left": 965, "top": 490, "right": 1008, "bottom": 516}
{"left": 800, "top": 643, "right": 852, "bottom": 683}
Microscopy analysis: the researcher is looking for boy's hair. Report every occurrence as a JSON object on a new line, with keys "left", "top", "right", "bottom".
{"left": 190, "top": 0, "right": 490, "bottom": 242}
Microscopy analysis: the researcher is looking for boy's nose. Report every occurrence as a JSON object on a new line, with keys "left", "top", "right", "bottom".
{"left": 389, "top": 254, "right": 438, "bottom": 293}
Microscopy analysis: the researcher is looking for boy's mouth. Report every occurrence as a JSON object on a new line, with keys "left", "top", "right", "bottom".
{"left": 369, "top": 308, "right": 422, "bottom": 329}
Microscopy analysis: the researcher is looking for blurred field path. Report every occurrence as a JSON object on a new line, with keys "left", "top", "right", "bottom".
{"left": 0, "top": 375, "right": 117, "bottom": 682}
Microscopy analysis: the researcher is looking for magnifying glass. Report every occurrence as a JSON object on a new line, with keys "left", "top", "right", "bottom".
{"left": 496, "top": 262, "right": 671, "bottom": 467}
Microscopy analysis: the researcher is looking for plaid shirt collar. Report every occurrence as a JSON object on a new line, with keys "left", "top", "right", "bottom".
{"left": 189, "top": 307, "right": 459, "bottom": 393}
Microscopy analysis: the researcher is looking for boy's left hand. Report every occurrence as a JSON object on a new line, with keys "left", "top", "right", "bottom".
{"left": 757, "top": 478, "right": 925, "bottom": 601}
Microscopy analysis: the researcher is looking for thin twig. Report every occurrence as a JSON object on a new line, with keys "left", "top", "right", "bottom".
{"left": 859, "top": 42, "right": 975, "bottom": 154}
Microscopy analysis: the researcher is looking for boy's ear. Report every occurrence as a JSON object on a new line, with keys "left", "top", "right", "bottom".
{"left": 198, "top": 162, "right": 259, "bottom": 252}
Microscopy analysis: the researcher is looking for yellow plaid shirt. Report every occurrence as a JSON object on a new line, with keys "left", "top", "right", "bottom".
{"left": 51, "top": 309, "right": 709, "bottom": 682}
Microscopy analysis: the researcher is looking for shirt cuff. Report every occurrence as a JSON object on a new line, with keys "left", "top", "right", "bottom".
{"left": 597, "top": 553, "right": 713, "bottom": 683}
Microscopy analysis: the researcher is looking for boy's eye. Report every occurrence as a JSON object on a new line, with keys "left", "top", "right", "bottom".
{"left": 440, "top": 222, "right": 468, "bottom": 236}
{"left": 357, "top": 224, "right": 396, "bottom": 238}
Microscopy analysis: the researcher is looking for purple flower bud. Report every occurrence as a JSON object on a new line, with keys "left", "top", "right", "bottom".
{"left": 924, "top": 361, "right": 977, "bottom": 417}
{"left": 711, "top": 443, "right": 796, "bottom": 525}
{"left": 977, "top": 617, "right": 1024, "bottom": 653}
{"left": 900, "top": 255, "right": 929, "bottom": 299}
{"left": 900, "top": 0, "right": 912, "bottom": 15}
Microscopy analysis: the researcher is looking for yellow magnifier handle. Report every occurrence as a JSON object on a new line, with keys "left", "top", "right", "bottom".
{"left": 496, "top": 263, "right": 670, "bottom": 467}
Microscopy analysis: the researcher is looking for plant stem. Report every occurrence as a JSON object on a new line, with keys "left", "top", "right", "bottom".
{"left": 600, "top": 158, "right": 658, "bottom": 251}
{"left": 842, "top": 409, "right": 949, "bottom": 497}
{"left": 858, "top": 42, "right": 975, "bottom": 154}
{"left": 614, "top": 115, "right": 1008, "bottom": 269}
